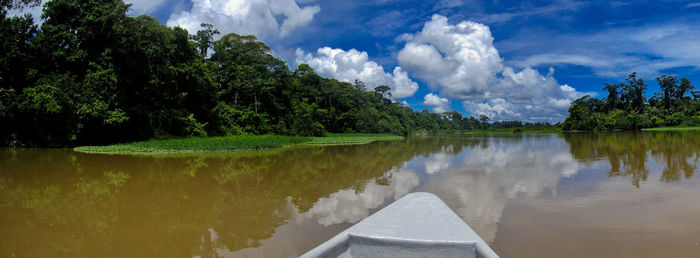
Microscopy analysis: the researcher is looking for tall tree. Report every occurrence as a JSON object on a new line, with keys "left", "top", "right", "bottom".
{"left": 656, "top": 75, "right": 677, "bottom": 110}
{"left": 374, "top": 85, "right": 391, "bottom": 104}
{"left": 190, "top": 23, "right": 219, "bottom": 59}
{"left": 603, "top": 83, "right": 621, "bottom": 112}
{"left": 625, "top": 72, "right": 647, "bottom": 111}
{"left": 479, "top": 114, "right": 490, "bottom": 129}
{"left": 677, "top": 77, "right": 695, "bottom": 100}
{"left": 374, "top": 85, "right": 391, "bottom": 98}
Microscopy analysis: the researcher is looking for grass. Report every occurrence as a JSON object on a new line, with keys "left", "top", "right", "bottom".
{"left": 306, "top": 133, "right": 404, "bottom": 145}
{"left": 641, "top": 125, "right": 700, "bottom": 131}
{"left": 74, "top": 135, "right": 310, "bottom": 154}
{"left": 74, "top": 133, "right": 403, "bottom": 154}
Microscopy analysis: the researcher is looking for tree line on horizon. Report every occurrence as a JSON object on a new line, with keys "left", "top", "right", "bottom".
{"left": 562, "top": 72, "right": 699, "bottom": 130}
{"left": 0, "top": 0, "right": 554, "bottom": 147}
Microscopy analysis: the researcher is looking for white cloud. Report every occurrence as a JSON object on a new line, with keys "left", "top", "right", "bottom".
{"left": 686, "top": 2, "right": 700, "bottom": 8}
{"left": 398, "top": 15, "right": 503, "bottom": 99}
{"left": 423, "top": 93, "right": 450, "bottom": 113}
{"left": 9, "top": 0, "right": 169, "bottom": 18}
{"left": 6, "top": 0, "right": 44, "bottom": 22}
{"left": 398, "top": 14, "right": 586, "bottom": 122}
{"left": 8, "top": 0, "right": 167, "bottom": 22}
{"left": 504, "top": 22, "right": 700, "bottom": 79}
{"left": 125, "top": 0, "right": 168, "bottom": 13}
{"left": 365, "top": 10, "right": 410, "bottom": 37}
{"left": 167, "top": 0, "right": 320, "bottom": 40}
{"left": 473, "top": 1, "right": 586, "bottom": 24}
{"left": 295, "top": 47, "right": 419, "bottom": 99}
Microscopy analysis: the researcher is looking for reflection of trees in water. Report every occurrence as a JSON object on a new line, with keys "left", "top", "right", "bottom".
{"left": 563, "top": 131, "right": 699, "bottom": 187}
{"left": 0, "top": 138, "right": 452, "bottom": 257}
{"left": 7, "top": 132, "right": 693, "bottom": 256}
{"left": 0, "top": 150, "right": 129, "bottom": 257}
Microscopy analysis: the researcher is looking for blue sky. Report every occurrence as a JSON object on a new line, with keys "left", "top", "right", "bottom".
{"left": 14, "top": 0, "right": 700, "bottom": 122}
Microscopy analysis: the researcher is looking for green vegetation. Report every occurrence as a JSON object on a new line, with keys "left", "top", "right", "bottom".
{"left": 1, "top": 0, "right": 562, "bottom": 147}
{"left": 74, "top": 133, "right": 403, "bottom": 154}
{"left": 74, "top": 135, "right": 310, "bottom": 153}
{"left": 563, "top": 73, "right": 699, "bottom": 131}
{"left": 306, "top": 133, "right": 403, "bottom": 145}
{"left": 641, "top": 125, "right": 700, "bottom": 131}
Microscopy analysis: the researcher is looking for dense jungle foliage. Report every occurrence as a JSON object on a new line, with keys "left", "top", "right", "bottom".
{"left": 0, "top": 0, "right": 554, "bottom": 147}
{"left": 562, "top": 72, "right": 699, "bottom": 130}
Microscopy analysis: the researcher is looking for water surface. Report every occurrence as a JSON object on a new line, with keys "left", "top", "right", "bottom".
{"left": 1, "top": 131, "right": 699, "bottom": 257}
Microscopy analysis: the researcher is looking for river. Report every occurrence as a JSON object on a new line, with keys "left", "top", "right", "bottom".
{"left": 1, "top": 131, "right": 699, "bottom": 257}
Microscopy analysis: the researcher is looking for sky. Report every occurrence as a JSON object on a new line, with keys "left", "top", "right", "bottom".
{"left": 12, "top": 0, "right": 700, "bottom": 122}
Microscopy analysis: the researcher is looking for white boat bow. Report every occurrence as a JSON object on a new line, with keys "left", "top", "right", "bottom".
{"left": 301, "top": 192, "right": 499, "bottom": 258}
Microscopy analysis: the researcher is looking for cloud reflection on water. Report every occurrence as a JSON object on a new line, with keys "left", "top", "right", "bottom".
{"left": 421, "top": 135, "right": 580, "bottom": 243}
{"left": 295, "top": 167, "right": 420, "bottom": 226}
{"left": 215, "top": 132, "right": 700, "bottom": 257}
{"left": 293, "top": 135, "right": 581, "bottom": 245}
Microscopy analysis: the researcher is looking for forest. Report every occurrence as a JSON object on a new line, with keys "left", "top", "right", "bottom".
{"left": 7, "top": 0, "right": 691, "bottom": 147}
{"left": 0, "top": 0, "right": 551, "bottom": 147}
{"left": 562, "top": 72, "right": 699, "bottom": 130}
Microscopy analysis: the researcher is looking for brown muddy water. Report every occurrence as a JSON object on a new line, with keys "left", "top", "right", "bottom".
{"left": 1, "top": 131, "right": 699, "bottom": 257}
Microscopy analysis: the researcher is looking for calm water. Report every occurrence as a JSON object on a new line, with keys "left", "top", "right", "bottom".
{"left": 1, "top": 132, "right": 699, "bottom": 257}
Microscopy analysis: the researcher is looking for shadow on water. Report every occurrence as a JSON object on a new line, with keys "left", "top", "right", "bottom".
{"left": 1, "top": 131, "right": 699, "bottom": 257}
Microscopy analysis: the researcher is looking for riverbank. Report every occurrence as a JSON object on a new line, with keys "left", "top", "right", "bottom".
{"left": 73, "top": 133, "right": 403, "bottom": 154}
{"left": 641, "top": 125, "right": 700, "bottom": 131}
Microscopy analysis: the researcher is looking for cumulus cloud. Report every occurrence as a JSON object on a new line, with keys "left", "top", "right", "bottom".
{"left": 296, "top": 47, "right": 419, "bottom": 99}
{"left": 398, "top": 15, "right": 502, "bottom": 99}
{"left": 423, "top": 93, "right": 450, "bottom": 113}
{"left": 167, "top": 0, "right": 320, "bottom": 40}
{"left": 398, "top": 14, "right": 586, "bottom": 122}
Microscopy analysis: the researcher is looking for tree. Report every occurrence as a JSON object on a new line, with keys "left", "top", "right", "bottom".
{"left": 374, "top": 85, "right": 391, "bottom": 104}
{"left": 656, "top": 75, "right": 677, "bottom": 110}
{"left": 374, "top": 85, "right": 391, "bottom": 97}
{"left": 443, "top": 110, "right": 463, "bottom": 121}
{"left": 602, "top": 83, "right": 621, "bottom": 112}
{"left": 625, "top": 72, "right": 647, "bottom": 111}
{"left": 677, "top": 77, "right": 695, "bottom": 100}
{"left": 0, "top": 0, "right": 40, "bottom": 10}
{"left": 0, "top": 8, "right": 36, "bottom": 88}
{"left": 190, "top": 23, "right": 219, "bottom": 59}
{"left": 563, "top": 95, "right": 598, "bottom": 130}
{"left": 479, "top": 114, "right": 490, "bottom": 129}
